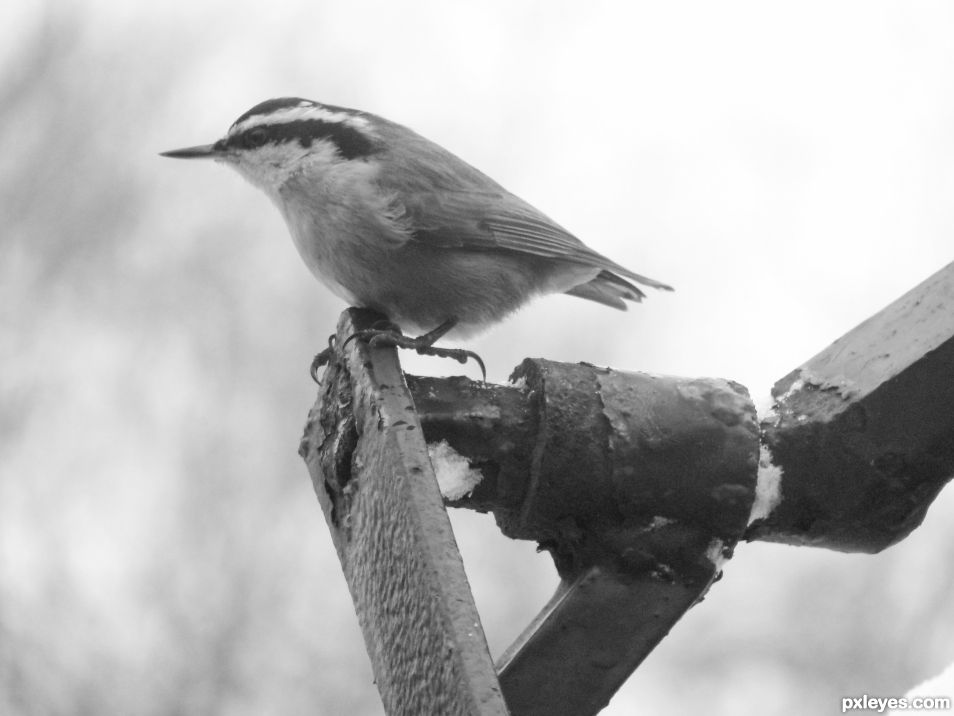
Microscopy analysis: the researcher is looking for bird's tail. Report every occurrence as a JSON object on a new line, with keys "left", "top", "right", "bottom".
{"left": 565, "top": 270, "right": 673, "bottom": 310}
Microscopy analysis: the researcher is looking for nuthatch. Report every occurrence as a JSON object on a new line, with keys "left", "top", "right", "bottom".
{"left": 162, "top": 98, "right": 671, "bottom": 378}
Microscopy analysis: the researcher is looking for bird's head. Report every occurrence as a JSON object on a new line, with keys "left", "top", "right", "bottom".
{"left": 161, "top": 97, "right": 382, "bottom": 192}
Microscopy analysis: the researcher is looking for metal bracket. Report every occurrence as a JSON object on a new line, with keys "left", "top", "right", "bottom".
{"left": 301, "top": 309, "right": 760, "bottom": 715}
{"left": 298, "top": 262, "right": 954, "bottom": 713}
{"left": 409, "top": 360, "right": 760, "bottom": 715}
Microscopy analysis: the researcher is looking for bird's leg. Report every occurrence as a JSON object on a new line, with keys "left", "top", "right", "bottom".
{"left": 344, "top": 316, "right": 486, "bottom": 380}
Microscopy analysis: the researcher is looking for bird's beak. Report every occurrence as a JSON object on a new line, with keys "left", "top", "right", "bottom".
{"left": 159, "top": 143, "right": 220, "bottom": 159}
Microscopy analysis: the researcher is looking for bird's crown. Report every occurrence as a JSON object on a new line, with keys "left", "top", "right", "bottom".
{"left": 217, "top": 97, "right": 380, "bottom": 160}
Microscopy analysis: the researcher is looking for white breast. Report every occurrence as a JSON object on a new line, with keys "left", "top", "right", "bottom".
{"left": 280, "top": 201, "right": 361, "bottom": 305}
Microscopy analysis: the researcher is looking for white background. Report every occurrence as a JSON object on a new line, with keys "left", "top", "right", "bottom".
{"left": 2, "top": 1, "right": 953, "bottom": 714}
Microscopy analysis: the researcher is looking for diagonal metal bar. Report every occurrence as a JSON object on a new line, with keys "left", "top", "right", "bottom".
{"left": 299, "top": 308, "right": 508, "bottom": 716}
{"left": 496, "top": 555, "right": 721, "bottom": 716}
{"left": 749, "top": 260, "right": 954, "bottom": 552}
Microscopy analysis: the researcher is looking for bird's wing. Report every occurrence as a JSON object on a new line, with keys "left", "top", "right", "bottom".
{"left": 372, "top": 133, "right": 672, "bottom": 291}
{"left": 390, "top": 188, "right": 673, "bottom": 291}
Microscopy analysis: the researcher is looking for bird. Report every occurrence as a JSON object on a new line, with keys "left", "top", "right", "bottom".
{"left": 161, "top": 97, "right": 672, "bottom": 379}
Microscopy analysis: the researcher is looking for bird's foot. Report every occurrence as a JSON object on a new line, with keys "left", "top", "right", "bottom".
{"left": 344, "top": 318, "right": 487, "bottom": 381}
{"left": 309, "top": 322, "right": 401, "bottom": 383}
{"left": 309, "top": 334, "right": 337, "bottom": 383}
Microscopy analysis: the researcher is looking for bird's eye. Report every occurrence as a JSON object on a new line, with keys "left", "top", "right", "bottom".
{"left": 243, "top": 128, "right": 268, "bottom": 149}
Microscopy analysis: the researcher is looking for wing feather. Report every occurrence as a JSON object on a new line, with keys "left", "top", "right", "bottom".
{"left": 372, "top": 127, "right": 672, "bottom": 292}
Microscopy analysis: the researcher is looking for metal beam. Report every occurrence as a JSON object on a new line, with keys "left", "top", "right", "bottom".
{"left": 300, "top": 308, "right": 508, "bottom": 716}
{"left": 749, "top": 261, "right": 954, "bottom": 552}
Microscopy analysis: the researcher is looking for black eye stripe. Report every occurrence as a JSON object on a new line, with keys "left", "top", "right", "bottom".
{"left": 242, "top": 127, "right": 268, "bottom": 148}
{"left": 229, "top": 119, "right": 378, "bottom": 159}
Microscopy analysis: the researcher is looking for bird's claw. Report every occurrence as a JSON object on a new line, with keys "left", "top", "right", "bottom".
{"left": 309, "top": 334, "right": 337, "bottom": 383}
{"left": 417, "top": 345, "right": 487, "bottom": 382}
{"left": 342, "top": 326, "right": 487, "bottom": 381}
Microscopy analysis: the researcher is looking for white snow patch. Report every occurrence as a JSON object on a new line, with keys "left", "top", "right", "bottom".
{"left": 750, "top": 443, "right": 783, "bottom": 523}
{"left": 706, "top": 538, "right": 727, "bottom": 569}
{"left": 509, "top": 375, "right": 528, "bottom": 390}
{"left": 428, "top": 440, "right": 483, "bottom": 501}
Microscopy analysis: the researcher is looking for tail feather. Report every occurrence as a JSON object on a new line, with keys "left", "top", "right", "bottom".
{"left": 617, "top": 270, "right": 674, "bottom": 293}
{"left": 565, "top": 270, "right": 671, "bottom": 310}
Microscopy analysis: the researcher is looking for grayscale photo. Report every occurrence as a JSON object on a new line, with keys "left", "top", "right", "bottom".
{"left": 2, "top": 2, "right": 953, "bottom": 714}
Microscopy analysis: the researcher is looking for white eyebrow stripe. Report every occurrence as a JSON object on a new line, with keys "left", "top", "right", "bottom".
{"left": 230, "top": 104, "right": 371, "bottom": 135}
